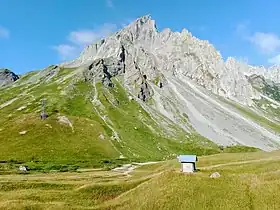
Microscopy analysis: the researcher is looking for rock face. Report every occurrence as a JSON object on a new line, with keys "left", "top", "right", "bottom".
{"left": 247, "top": 74, "right": 266, "bottom": 90}
{"left": 0, "top": 69, "right": 19, "bottom": 87}
{"left": 64, "top": 15, "right": 258, "bottom": 105}
{"left": 223, "top": 58, "right": 260, "bottom": 106}
{"left": 248, "top": 73, "right": 280, "bottom": 102}
{"left": 245, "top": 64, "right": 280, "bottom": 102}
{"left": 246, "top": 65, "right": 280, "bottom": 84}
{"left": 84, "top": 57, "right": 125, "bottom": 87}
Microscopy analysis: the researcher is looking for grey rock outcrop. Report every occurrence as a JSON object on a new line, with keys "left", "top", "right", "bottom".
{"left": 17, "top": 65, "right": 62, "bottom": 86}
{"left": 246, "top": 65, "right": 280, "bottom": 84}
{"left": 0, "top": 69, "right": 19, "bottom": 87}
{"left": 63, "top": 15, "right": 258, "bottom": 105}
{"left": 138, "top": 75, "right": 152, "bottom": 101}
{"left": 248, "top": 73, "right": 280, "bottom": 102}
{"left": 19, "top": 130, "right": 27, "bottom": 135}
{"left": 223, "top": 58, "right": 260, "bottom": 106}
{"left": 247, "top": 74, "right": 266, "bottom": 90}
{"left": 32, "top": 65, "right": 60, "bottom": 83}
{"left": 84, "top": 56, "right": 125, "bottom": 87}
{"left": 57, "top": 116, "right": 74, "bottom": 132}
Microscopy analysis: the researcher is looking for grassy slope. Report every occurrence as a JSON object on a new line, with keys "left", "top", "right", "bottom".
{"left": 0, "top": 68, "right": 260, "bottom": 171}
{"left": 95, "top": 79, "right": 221, "bottom": 161}
{"left": 1, "top": 151, "right": 280, "bottom": 209}
{"left": 254, "top": 98, "right": 280, "bottom": 122}
{"left": 0, "top": 70, "right": 122, "bottom": 171}
{"left": 0, "top": 114, "right": 119, "bottom": 170}
{"left": 222, "top": 99, "right": 280, "bottom": 133}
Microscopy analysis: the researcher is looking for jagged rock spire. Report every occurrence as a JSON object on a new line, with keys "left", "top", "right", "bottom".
{"left": 0, "top": 68, "right": 19, "bottom": 87}
{"left": 62, "top": 15, "right": 262, "bottom": 105}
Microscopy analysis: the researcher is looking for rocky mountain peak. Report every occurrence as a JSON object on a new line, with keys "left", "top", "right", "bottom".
{"left": 134, "top": 14, "right": 153, "bottom": 25}
{"left": 0, "top": 68, "right": 19, "bottom": 87}
{"left": 117, "top": 14, "right": 158, "bottom": 47}
{"left": 62, "top": 15, "right": 272, "bottom": 105}
{"left": 130, "top": 14, "right": 156, "bottom": 31}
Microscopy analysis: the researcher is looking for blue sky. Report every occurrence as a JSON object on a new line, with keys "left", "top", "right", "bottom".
{"left": 1, "top": 0, "right": 280, "bottom": 74}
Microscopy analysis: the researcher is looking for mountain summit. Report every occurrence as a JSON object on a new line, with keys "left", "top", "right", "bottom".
{"left": 64, "top": 15, "right": 260, "bottom": 106}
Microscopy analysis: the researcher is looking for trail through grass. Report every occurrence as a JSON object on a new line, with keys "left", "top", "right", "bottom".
{"left": 1, "top": 151, "right": 280, "bottom": 209}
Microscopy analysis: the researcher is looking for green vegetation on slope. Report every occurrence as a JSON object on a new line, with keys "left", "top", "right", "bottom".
{"left": 0, "top": 68, "right": 260, "bottom": 172}
{"left": 0, "top": 114, "right": 121, "bottom": 172}
{"left": 95, "top": 79, "right": 221, "bottom": 161}
{"left": 0, "top": 72, "right": 123, "bottom": 171}
{"left": 263, "top": 82, "right": 280, "bottom": 102}
{"left": 254, "top": 98, "right": 280, "bottom": 122}
{"left": 17, "top": 71, "right": 39, "bottom": 83}
{"left": 221, "top": 145, "right": 260, "bottom": 153}
{"left": 223, "top": 99, "right": 280, "bottom": 133}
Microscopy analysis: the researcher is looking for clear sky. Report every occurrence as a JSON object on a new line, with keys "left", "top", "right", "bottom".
{"left": 1, "top": 0, "right": 280, "bottom": 74}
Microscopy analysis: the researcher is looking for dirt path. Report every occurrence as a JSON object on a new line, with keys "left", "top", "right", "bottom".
{"left": 111, "top": 161, "right": 160, "bottom": 176}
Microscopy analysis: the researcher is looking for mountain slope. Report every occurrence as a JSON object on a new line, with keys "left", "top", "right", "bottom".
{"left": 0, "top": 15, "right": 280, "bottom": 169}
{"left": 62, "top": 15, "right": 280, "bottom": 150}
{"left": 0, "top": 65, "right": 221, "bottom": 170}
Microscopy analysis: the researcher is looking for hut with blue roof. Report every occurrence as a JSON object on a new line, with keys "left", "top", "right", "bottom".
{"left": 177, "top": 155, "right": 198, "bottom": 173}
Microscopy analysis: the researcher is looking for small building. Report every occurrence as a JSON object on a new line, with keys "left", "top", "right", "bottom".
{"left": 178, "top": 155, "right": 198, "bottom": 173}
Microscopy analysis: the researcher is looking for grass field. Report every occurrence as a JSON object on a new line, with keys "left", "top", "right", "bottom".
{"left": 1, "top": 151, "right": 280, "bottom": 209}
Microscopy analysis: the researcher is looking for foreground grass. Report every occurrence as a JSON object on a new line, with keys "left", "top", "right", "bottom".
{"left": 104, "top": 151, "right": 280, "bottom": 210}
{"left": 0, "top": 161, "right": 168, "bottom": 209}
{"left": 1, "top": 151, "right": 280, "bottom": 209}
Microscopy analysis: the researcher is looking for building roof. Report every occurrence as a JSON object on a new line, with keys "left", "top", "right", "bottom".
{"left": 177, "top": 155, "right": 197, "bottom": 163}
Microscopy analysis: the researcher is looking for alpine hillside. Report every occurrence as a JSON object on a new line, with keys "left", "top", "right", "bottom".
{"left": 0, "top": 15, "right": 280, "bottom": 170}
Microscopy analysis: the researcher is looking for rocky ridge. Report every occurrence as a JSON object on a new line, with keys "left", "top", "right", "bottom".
{"left": 245, "top": 65, "right": 280, "bottom": 84}
{"left": 0, "top": 68, "right": 19, "bottom": 87}
{"left": 63, "top": 15, "right": 260, "bottom": 106}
